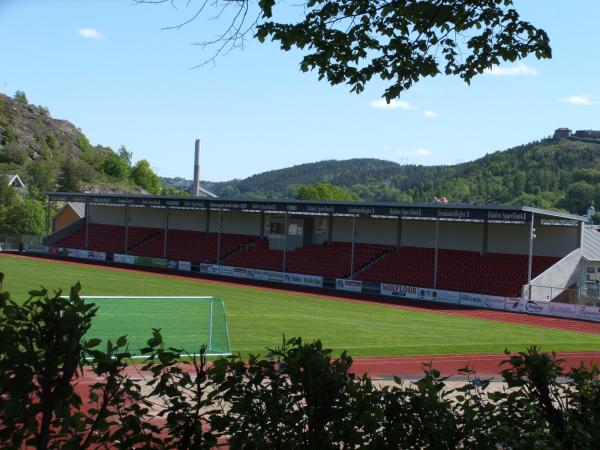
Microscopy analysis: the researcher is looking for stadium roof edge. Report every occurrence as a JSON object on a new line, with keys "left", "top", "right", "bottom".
{"left": 43, "top": 192, "right": 586, "bottom": 223}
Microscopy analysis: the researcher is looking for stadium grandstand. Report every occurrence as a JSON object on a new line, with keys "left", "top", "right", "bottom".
{"left": 40, "top": 192, "right": 592, "bottom": 311}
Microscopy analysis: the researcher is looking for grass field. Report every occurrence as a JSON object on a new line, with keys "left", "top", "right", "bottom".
{"left": 2, "top": 254, "right": 600, "bottom": 357}
{"left": 83, "top": 297, "right": 231, "bottom": 356}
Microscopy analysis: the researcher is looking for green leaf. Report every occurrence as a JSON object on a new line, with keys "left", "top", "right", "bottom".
{"left": 116, "top": 335, "right": 127, "bottom": 348}
{"left": 86, "top": 338, "right": 102, "bottom": 348}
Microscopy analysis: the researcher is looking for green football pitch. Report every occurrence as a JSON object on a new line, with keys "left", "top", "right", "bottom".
{"left": 80, "top": 296, "right": 231, "bottom": 356}
{"left": 2, "top": 254, "right": 600, "bottom": 357}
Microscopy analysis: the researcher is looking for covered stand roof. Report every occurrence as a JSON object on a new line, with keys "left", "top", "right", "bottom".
{"left": 44, "top": 192, "right": 585, "bottom": 224}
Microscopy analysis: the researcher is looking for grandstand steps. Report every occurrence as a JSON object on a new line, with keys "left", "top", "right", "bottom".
{"left": 351, "top": 249, "right": 393, "bottom": 279}
{"left": 127, "top": 229, "right": 163, "bottom": 253}
{"left": 43, "top": 218, "right": 85, "bottom": 247}
{"left": 217, "top": 238, "right": 261, "bottom": 264}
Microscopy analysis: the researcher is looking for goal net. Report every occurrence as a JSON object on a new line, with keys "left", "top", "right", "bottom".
{"left": 74, "top": 296, "right": 231, "bottom": 357}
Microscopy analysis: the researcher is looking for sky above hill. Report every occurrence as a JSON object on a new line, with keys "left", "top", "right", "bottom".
{"left": 1, "top": 0, "right": 599, "bottom": 181}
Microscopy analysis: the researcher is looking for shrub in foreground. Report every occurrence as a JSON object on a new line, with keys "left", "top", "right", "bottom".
{"left": 0, "top": 274, "right": 599, "bottom": 449}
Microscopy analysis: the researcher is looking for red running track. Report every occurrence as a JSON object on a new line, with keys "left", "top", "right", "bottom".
{"left": 350, "top": 351, "right": 600, "bottom": 378}
{"left": 69, "top": 352, "right": 600, "bottom": 387}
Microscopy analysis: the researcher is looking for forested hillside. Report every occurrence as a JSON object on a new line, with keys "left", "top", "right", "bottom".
{"left": 0, "top": 91, "right": 163, "bottom": 196}
{"left": 0, "top": 90, "right": 170, "bottom": 238}
{"left": 203, "top": 138, "right": 600, "bottom": 215}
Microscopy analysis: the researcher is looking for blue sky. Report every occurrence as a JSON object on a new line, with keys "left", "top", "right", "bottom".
{"left": 0, "top": 0, "right": 598, "bottom": 181}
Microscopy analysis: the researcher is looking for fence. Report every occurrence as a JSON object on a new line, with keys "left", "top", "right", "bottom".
{"left": 0, "top": 234, "right": 45, "bottom": 252}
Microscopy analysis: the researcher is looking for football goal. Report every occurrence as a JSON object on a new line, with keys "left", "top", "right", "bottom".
{"left": 72, "top": 296, "right": 231, "bottom": 357}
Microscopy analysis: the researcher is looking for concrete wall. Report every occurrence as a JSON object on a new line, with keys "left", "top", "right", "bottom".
{"left": 356, "top": 217, "right": 397, "bottom": 245}
{"left": 534, "top": 223, "right": 579, "bottom": 257}
{"left": 401, "top": 220, "right": 436, "bottom": 248}
{"left": 488, "top": 222, "right": 579, "bottom": 257}
{"left": 89, "top": 205, "right": 125, "bottom": 226}
{"left": 221, "top": 211, "right": 261, "bottom": 236}
{"left": 169, "top": 209, "right": 207, "bottom": 232}
{"left": 332, "top": 216, "right": 398, "bottom": 244}
{"left": 88, "top": 204, "right": 580, "bottom": 257}
{"left": 127, "top": 206, "right": 167, "bottom": 228}
{"left": 331, "top": 216, "right": 353, "bottom": 242}
{"left": 437, "top": 221, "right": 483, "bottom": 252}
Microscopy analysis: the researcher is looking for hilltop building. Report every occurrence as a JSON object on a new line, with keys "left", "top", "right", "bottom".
{"left": 553, "top": 127, "right": 600, "bottom": 140}
{"left": 575, "top": 130, "right": 600, "bottom": 139}
{"left": 553, "top": 128, "right": 572, "bottom": 139}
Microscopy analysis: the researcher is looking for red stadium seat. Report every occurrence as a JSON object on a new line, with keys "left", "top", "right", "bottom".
{"left": 53, "top": 224, "right": 560, "bottom": 297}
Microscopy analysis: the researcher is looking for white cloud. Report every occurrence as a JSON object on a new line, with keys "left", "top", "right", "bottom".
{"left": 423, "top": 110, "right": 438, "bottom": 118}
{"left": 397, "top": 148, "right": 432, "bottom": 157}
{"left": 484, "top": 63, "right": 538, "bottom": 76}
{"left": 561, "top": 95, "right": 593, "bottom": 106}
{"left": 370, "top": 98, "right": 414, "bottom": 110}
{"left": 78, "top": 28, "right": 104, "bottom": 40}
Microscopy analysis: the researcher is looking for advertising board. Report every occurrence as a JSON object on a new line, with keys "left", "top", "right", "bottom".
{"left": 178, "top": 261, "right": 192, "bottom": 271}
{"left": 77, "top": 249, "right": 106, "bottom": 261}
{"left": 427, "top": 289, "right": 461, "bottom": 305}
{"left": 548, "top": 302, "right": 577, "bottom": 319}
{"left": 523, "top": 300, "right": 550, "bottom": 315}
{"left": 335, "top": 279, "right": 363, "bottom": 292}
{"left": 113, "top": 253, "right": 135, "bottom": 264}
{"left": 381, "top": 283, "right": 418, "bottom": 298}
{"left": 284, "top": 273, "right": 323, "bottom": 288}
{"left": 576, "top": 305, "right": 600, "bottom": 321}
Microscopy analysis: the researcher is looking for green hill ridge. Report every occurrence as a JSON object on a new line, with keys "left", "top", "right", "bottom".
{"left": 202, "top": 138, "right": 600, "bottom": 215}
{"left": 3, "top": 90, "right": 599, "bottom": 217}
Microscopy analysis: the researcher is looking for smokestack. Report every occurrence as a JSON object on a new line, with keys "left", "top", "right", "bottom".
{"left": 193, "top": 139, "right": 200, "bottom": 196}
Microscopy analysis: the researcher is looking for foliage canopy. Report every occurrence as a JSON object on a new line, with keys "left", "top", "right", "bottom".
{"left": 139, "top": 0, "right": 551, "bottom": 100}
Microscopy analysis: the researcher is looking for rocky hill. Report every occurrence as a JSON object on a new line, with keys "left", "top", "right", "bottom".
{"left": 0, "top": 91, "right": 156, "bottom": 195}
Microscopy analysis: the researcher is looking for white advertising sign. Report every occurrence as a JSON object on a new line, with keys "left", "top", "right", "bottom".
{"left": 178, "top": 260, "right": 192, "bottom": 271}
{"left": 576, "top": 305, "right": 600, "bottom": 321}
{"left": 427, "top": 289, "right": 461, "bottom": 305}
{"left": 548, "top": 302, "right": 577, "bottom": 319}
{"left": 482, "top": 296, "right": 507, "bottom": 310}
{"left": 114, "top": 253, "right": 135, "bottom": 264}
{"left": 380, "top": 283, "right": 419, "bottom": 298}
{"left": 76, "top": 249, "right": 106, "bottom": 261}
{"left": 505, "top": 299, "right": 525, "bottom": 312}
{"left": 284, "top": 273, "right": 323, "bottom": 288}
{"left": 335, "top": 279, "right": 363, "bottom": 292}
{"left": 522, "top": 300, "right": 550, "bottom": 315}
{"left": 251, "top": 269, "right": 285, "bottom": 283}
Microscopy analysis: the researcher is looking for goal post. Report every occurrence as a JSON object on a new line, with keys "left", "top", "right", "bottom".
{"left": 65, "top": 296, "right": 232, "bottom": 357}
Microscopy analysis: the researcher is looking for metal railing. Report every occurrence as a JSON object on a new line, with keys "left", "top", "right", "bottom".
{"left": 523, "top": 283, "right": 600, "bottom": 307}
{"left": 0, "top": 234, "right": 44, "bottom": 252}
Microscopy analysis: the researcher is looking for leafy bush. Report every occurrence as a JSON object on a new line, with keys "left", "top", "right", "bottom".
{"left": 13, "top": 90, "right": 28, "bottom": 106}
{"left": 3, "top": 198, "right": 47, "bottom": 236}
{"left": 1, "top": 127, "right": 19, "bottom": 145}
{"left": 1, "top": 275, "right": 599, "bottom": 449}
{"left": 131, "top": 159, "right": 161, "bottom": 194}
{"left": 0, "top": 143, "right": 27, "bottom": 164}
{"left": 102, "top": 151, "right": 130, "bottom": 181}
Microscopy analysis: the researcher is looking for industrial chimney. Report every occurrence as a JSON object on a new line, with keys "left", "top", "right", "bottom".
{"left": 193, "top": 139, "right": 200, "bottom": 197}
